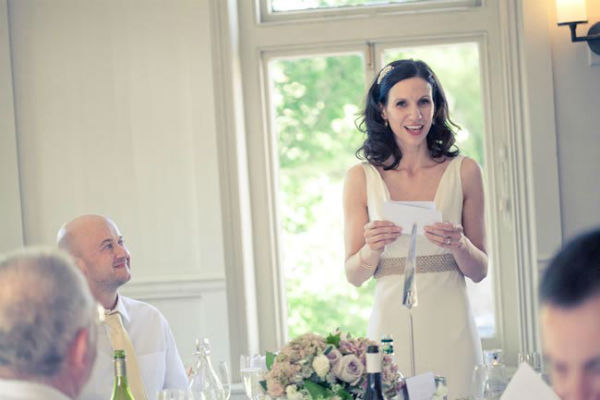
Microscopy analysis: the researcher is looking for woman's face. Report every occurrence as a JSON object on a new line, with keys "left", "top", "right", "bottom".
{"left": 381, "top": 77, "right": 434, "bottom": 149}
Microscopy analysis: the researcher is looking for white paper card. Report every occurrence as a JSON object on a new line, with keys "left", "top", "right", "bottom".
{"left": 406, "top": 372, "right": 436, "bottom": 400}
{"left": 393, "top": 201, "right": 436, "bottom": 209}
{"left": 501, "top": 363, "right": 559, "bottom": 400}
{"left": 382, "top": 201, "right": 442, "bottom": 235}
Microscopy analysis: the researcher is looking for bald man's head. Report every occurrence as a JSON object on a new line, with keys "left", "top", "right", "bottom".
{"left": 57, "top": 215, "right": 132, "bottom": 303}
{"left": 58, "top": 215, "right": 108, "bottom": 255}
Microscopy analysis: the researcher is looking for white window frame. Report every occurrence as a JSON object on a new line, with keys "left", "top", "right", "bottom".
{"left": 257, "top": 0, "right": 482, "bottom": 24}
{"left": 211, "top": 0, "right": 562, "bottom": 371}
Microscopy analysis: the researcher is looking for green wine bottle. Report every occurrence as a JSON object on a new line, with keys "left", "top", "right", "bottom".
{"left": 110, "top": 350, "right": 135, "bottom": 400}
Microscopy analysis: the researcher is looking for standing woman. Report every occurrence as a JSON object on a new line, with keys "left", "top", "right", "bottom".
{"left": 343, "top": 59, "right": 487, "bottom": 398}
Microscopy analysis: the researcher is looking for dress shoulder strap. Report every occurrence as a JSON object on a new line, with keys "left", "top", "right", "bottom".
{"left": 360, "top": 162, "right": 389, "bottom": 221}
{"left": 434, "top": 156, "right": 464, "bottom": 224}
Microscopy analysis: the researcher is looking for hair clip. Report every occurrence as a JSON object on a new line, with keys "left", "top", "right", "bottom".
{"left": 377, "top": 65, "right": 393, "bottom": 85}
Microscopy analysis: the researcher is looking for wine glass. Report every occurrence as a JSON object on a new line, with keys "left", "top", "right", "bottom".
{"left": 240, "top": 354, "right": 266, "bottom": 400}
{"left": 218, "top": 360, "right": 232, "bottom": 400}
{"left": 471, "top": 363, "right": 488, "bottom": 400}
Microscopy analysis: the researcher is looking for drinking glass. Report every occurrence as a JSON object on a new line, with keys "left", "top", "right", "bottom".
{"left": 240, "top": 354, "right": 266, "bottom": 400}
{"left": 218, "top": 360, "right": 232, "bottom": 400}
{"left": 471, "top": 363, "right": 488, "bottom": 400}
{"left": 157, "top": 389, "right": 188, "bottom": 400}
{"left": 471, "top": 350, "right": 509, "bottom": 400}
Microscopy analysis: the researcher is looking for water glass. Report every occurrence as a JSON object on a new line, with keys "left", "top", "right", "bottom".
{"left": 218, "top": 360, "right": 232, "bottom": 400}
{"left": 471, "top": 363, "right": 488, "bottom": 400}
{"left": 471, "top": 350, "right": 509, "bottom": 400}
{"left": 240, "top": 354, "right": 266, "bottom": 400}
{"left": 157, "top": 389, "right": 188, "bottom": 400}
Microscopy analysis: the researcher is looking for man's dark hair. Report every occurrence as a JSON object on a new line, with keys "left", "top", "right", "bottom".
{"left": 540, "top": 228, "right": 600, "bottom": 308}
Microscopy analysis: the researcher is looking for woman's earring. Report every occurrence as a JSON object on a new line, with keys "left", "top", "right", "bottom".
{"left": 384, "top": 120, "right": 389, "bottom": 127}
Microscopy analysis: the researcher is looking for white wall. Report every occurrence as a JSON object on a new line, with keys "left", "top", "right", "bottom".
{"left": 549, "top": 2, "right": 600, "bottom": 239}
{"left": 5, "top": 0, "right": 230, "bottom": 370}
{"left": 0, "top": 0, "right": 23, "bottom": 252}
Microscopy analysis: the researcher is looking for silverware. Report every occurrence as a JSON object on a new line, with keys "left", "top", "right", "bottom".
{"left": 402, "top": 223, "right": 418, "bottom": 377}
{"left": 402, "top": 223, "right": 418, "bottom": 309}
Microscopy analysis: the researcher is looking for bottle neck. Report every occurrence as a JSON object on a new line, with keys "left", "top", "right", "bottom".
{"left": 113, "top": 360, "right": 131, "bottom": 396}
{"left": 193, "top": 352, "right": 209, "bottom": 371}
{"left": 366, "top": 353, "right": 382, "bottom": 374}
{"left": 114, "top": 358, "right": 128, "bottom": 378}
{"left": 114, "top": 375, "right": 130, "bottom": 388}
{"left": 190, "top": 352, "right": 219, "bottom": 382}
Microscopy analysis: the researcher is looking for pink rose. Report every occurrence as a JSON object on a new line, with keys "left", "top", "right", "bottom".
{"left": 332, "top": 354, "right": 364, "bottom": 386}
{"left": 326, "top": 347, "right": 342, "bottom": 366}
{"left": 267, "top": 379, "right": 285, "bottom": 397}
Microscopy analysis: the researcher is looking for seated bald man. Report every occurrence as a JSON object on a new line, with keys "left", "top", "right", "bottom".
{"left": 540, "top": 228, "right": 600, "bottom": 400}
{"left": 57, "top": 215, "right": 188, "bottom": 400}
{"left": 0, "top": 248, "right": 97, "bottom": 399}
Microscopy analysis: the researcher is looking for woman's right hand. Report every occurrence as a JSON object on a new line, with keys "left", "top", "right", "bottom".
{"left": 363, "top": 220, "right": 402, "bottom": 253}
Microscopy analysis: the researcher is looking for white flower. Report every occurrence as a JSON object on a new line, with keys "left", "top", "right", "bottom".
{"left": 312, "top": 354, "right": 331, "bottom": 379}
{"left": 285, "top": 384, "right": 304, "bottom": 400}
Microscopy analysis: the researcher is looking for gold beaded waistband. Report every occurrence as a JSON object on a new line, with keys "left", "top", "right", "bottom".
{"left": 374, "top": 254, "right": 458, "bottom": 279}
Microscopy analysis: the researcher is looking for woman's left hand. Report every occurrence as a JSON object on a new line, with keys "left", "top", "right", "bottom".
{"left": 423, "top": 222, "right": 466, "bottom": 250}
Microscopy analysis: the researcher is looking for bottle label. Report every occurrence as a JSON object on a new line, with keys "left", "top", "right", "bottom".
{"left": 366, "top": 353, "right": 382, "bottom": 373}
{"left": 114, "top": 359, "right": 127, "bottom": 377}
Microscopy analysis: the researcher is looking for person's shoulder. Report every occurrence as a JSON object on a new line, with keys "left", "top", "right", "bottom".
{"left": 458, "top": 156, "right": 482, "bottom": 177}
{"left": 458, "top": 156, "right": 484, "bottom": 193}
{"left": 121, "top": 296, "right": 167, "bottom": 322}
{"left": 345, "top": 162, "right": 370, "bottom": 182}
{"left": 344, "top": 163, "right": 371, "bottom": 194}
{"left": 347, "top": 161, "right": 369, "bottom": 173}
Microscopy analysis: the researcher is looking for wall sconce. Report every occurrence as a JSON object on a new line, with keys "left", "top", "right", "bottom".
{"left": 556, "top": 0, "right": 600, "bottom": 55}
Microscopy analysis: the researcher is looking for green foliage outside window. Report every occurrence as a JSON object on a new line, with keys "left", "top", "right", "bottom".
{"left": 274, "top": 55, "right": 365, "bottom": 235}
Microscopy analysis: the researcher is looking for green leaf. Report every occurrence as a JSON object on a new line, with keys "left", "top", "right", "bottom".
{"left": 266, "top": 352, "right": 276, "bottom": 371}
{"left": 335, "top": 387, "right": 353, "bottom": 400}
{"left": 326, "top": 331, "right": 341, "bottom": 347}
{"left": 304, "top": 380, "right": 330, "bottom": 399}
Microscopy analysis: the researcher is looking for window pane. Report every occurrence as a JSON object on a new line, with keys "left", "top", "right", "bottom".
{"left": 270, "top": 0, "right": 436, "bottom": 13}
{"left": 383, "top": 43, "right": 495, "bottom": 338}
{"left": 268, "top": 54, "right": 373, "bottom": 338}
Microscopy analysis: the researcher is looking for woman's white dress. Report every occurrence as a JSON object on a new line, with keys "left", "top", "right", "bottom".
{"left": 363, "top": 156, "right": 482, "bottom": 399}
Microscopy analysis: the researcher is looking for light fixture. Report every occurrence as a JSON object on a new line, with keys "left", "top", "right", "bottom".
{"left": 556, "top": 0, "right": 600, "bottom": 55}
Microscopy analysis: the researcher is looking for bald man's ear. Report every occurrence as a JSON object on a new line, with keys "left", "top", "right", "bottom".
{"left": 73, "top": 257, "right": 89, "bottom": 277}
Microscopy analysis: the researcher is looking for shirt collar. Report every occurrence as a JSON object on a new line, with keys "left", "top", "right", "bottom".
{"left": 106, "top": 294, "right": 131, "bottom": 324}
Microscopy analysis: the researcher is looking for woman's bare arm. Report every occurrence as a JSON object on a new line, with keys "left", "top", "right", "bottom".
{"left": 343, "top": 164, "right": 402, "bottom": 286}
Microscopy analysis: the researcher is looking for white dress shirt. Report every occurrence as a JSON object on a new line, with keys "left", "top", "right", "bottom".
{"left": 79, "top": 295, "right": 188, "bottom": 400}
{"left": 0, "top": 379, "right": 71, "bottom": 400}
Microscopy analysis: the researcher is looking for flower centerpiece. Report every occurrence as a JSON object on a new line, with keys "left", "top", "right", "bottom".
{"left": 262, "top": 330, "right": 403, "bottom": 399}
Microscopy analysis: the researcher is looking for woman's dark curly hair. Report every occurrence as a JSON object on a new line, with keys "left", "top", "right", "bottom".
{"left": 356, "top": 59, "right": 460, "bottom": 170}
